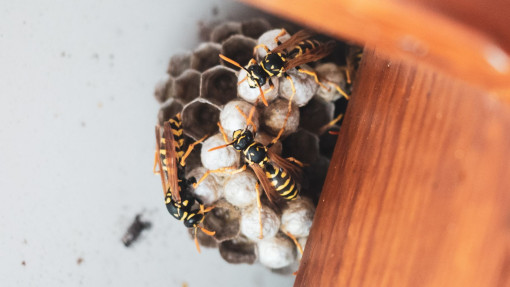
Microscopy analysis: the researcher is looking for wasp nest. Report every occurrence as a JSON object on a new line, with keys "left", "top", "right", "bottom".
{"left": 153, "top": 18, "right": 361, "bottom": 273}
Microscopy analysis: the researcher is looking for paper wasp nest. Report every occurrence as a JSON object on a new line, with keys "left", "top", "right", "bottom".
{"left": 153, "top": 18, "right": 361, "bottom": 274}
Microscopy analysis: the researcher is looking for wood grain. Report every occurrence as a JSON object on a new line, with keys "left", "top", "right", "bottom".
{"left": 294, "top": 49, "right": 510, "bottom": 286}
{"left": 241, "top": 0, "right": 510, "bottom": 93}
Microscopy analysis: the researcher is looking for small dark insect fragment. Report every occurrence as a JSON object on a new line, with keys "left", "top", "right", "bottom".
{"left": 21, "top": 261, "right": 26, "bottom": 266}
{"left": 122, "top": 214, "right": 151, "bottom": 247}
{"left": 77, "top": 258, "right": 83, "bottom": 265}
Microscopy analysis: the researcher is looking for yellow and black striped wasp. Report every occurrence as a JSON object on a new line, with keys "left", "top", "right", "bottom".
{"left": 154, "top": 113, "right": 215, "bottom": 253}
{"left": 194, "top": 103, "right": 303, "bottom": 239}
{"left": 220, "top": 29, "right": 350, "bottom": 108}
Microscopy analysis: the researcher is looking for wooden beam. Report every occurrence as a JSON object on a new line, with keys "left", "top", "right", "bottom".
{"left": 294, "top": 49, "right": 510, "bottom": 286}
{"left": 241, "top": 0, "right": 510, "bottom": 94}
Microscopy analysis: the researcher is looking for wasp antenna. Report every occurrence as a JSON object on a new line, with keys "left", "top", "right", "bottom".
{"left": 234, "top": 105, "right": 257, "bottom": 133}
{"left": 219, "top": 54, "right": 247, "bottom": 72}
{"left": 257, "top": 83, "right": 268, "bottom": 106}
{"left": 286, "top": 231, "right": 303, "bottom": 255}
{"left": 247, "top": 100, "right": 259, "bottom": 133}
{"left": 194, "top": 227, "right": 201, "bottom": 253}
{"left": 238, "top": 76, "right": 248, "bottom": 85}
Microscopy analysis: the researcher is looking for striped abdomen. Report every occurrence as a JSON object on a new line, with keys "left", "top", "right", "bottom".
{"left": 265, "top": 164, "right": 299, "bottom": 200}
{"left": 165, "top": 187, "right": 195, "bottom": 220}
{"left": 288, "top": 39, "right": 320, "bottom": 58}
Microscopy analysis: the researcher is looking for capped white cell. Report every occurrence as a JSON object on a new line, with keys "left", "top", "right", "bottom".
{"left": 279, "top": 64, "right": 318, "bottom": 107}
{"left": 240, "top": 204, "right": 280, "bottom": 241}
{"left": 255, "top": 29, "right": 291, "bottom": 58}
{"left": 220, "top": 100, "right": 259, "bottom": 140}
{"left": 257, "top": 234, "right": 296, "bottom": 269}
{"left": 187, "top": 167, "right": 223, "bottom": 206}
{"left": 261, "top": 98, "right": 299, "bottom": 139}
{"left": 315, "top": 63, "right": 348, "bottom": 102}
{"left": 224, "top": 170, "right": 259, "bottom": 208}
{"left": 280, "top": 197, "right": 315, "bottom": 238}
{"left": 200, "top": 133, "right": 240, "bottom": 170}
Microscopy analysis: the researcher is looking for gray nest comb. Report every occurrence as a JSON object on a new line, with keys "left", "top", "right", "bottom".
{"left": 153, "top": 18, "right": 360, "bottom": 274}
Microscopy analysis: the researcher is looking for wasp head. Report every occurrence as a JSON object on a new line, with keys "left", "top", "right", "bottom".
{"left": 183, "top": 213, "right": 204, "bottom": 228}
{"left": 232, "top": 129, "right": 254, "bottom": 151}
{"left": 245, "top": 62, "right": 268, "bottom": 88}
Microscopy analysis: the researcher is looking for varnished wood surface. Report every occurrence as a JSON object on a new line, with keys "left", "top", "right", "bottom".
{"left": 241, "top": 0, "right": 510, "bottom": 93}
{"left": 295, "top": 49, "right": 510, "bottom": 286}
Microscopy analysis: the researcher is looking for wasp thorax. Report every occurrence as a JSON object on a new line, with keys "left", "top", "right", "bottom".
{"left": 232, "top": 129, "right": 254, "bottom": 150}
{"left": 245, "top": 64, "right": 267, "bottom": 88}
{"left": 262, "top": 53, "right": 285, "bottom": 76}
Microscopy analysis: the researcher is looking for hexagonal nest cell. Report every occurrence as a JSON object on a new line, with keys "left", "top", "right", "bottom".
{"left": 210, "top": 21, "right": 242, "bottom": 43}
{"left": 191, "top": 42, "right": 222, "bottom": 72}
{"left": 202, "top": 199, "right": 241, "bottom": 242}
{"left": 173, "top": 69, "right": 201, "bottom": 105}
{"left": 181, "top": 99, "right": 221, "bottom": 140}
{"left": 219, "top": 236, "right": 257, "bottom": 264}
{"left": 200, "top": 66, "right": 238, "bottom": 106}
{"left": 220, "top": 35, "right": 257, "bottom": 71}
{"left": 158, "top": 99, "right": 183, "bottom": 126}
{"left": 152, "top": 17, "right": 362, "bottom": 274}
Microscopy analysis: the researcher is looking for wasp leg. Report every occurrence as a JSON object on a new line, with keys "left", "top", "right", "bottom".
{"left": 319, "top": 113, "right": 344, "bottom": 135}
{"left": 199, "top": 225, "right": 215, "bottom": 236}
{"left": 270, "top": 74, "right": 295, "bottom": 146}
{"left": 193, "top": 227, "right": 201, "bottom": 253}
{"left": 153, "top": 150, "right": 160, "bottom": 174}
{"left": 256, "top": 83, "right": 269, "bottom": 107}
{"left": 197, "top": 200, "right": 215, "bottom": 214}
{"left": 296, "top": 67, "right": 328, "bottom": 90}
{"left": 325, "top": 79, "right": 350, "bottom": 100}
{"left": 253, "top": 44, "right": 271, "bottom": 56}
{"left": 180, "top": 134, "right": 208, "bottom": 166}
{"left": 285, "top": 157, "right": 305, "bottom": 168}
{"left": 193, "top": 165, "right": 247, "bottom": 188}
{"left": 344, "top": 66, "right": 352, "bottom": 85}
{"left": 286, "top": 231, "right": 303, "bottom": 255}
{"left": 284, "top": 74, "right": 296, "bottom": 113}
{"left": 235, "top": 105, "right": 258, "bottom": 133}
{"left": 298, "top": 67, "right": 350, "bottom": 100}
{"left": 217, "top": 121, "right": 229, "bottom": 144}
{"left": 263, "top": 78, "right": 275, "bottom": 95}
{"left": 274, "top": 28, "right": 289, "bottom": 45}
{"left": 247, "top": 98, "right": 259, "bottom": 131}
{"left": 255, "top": 182, "right": 264, "bottom": 239}
{"left": 193, "top": 214, "right": 216, "bottom": 253}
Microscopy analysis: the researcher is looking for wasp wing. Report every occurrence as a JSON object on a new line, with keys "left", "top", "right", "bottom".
{"left": 271, "top": 30, "right": 314, "bottom": 54}
{"left": 284, "top": 41, "right": 335, "bottom": 71}
{"left": 267, "top": 149, "right": 303, "bottom": 183}
{"left": 155, "top": 126, "right": 168, "bottom": 196}
{"left": 162, "top": 121, "right": 181, "bottom": 202}
{"left": 249, "top": 162, "right": 286, "bottom": 208}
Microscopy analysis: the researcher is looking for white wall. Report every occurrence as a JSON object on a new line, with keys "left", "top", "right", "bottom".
{"left": 0, "top": 1, "right": 294, "bottom": 286}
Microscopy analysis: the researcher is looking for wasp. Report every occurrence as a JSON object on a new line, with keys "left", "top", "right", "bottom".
{"left": 154, "top": 113, "right": 215, "bottom": 253}
{"left": 345, "top": 45, "right": 363, "bottom": 87}
{"left": 194, "top": 104, "right": 304, "bottom": 239}
{"left": 220, "top": 29, "right": 350, "bottom": 108}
